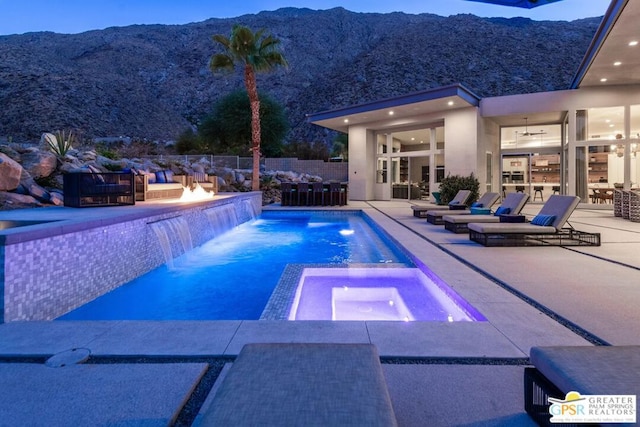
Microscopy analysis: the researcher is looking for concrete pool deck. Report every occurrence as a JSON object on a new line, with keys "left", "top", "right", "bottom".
{"left": 0, "top": 198, "right": 639, "bottom": 426}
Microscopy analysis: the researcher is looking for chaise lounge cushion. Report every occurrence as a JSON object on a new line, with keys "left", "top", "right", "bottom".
{"left": 468, "top": 222, "right": 556, "bottom": 234}
{"left": 200, "top": 343, "right": 397, "bottom": 426}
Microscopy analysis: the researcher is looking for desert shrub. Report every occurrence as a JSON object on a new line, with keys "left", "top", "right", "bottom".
{"left": 438, "top": 173, "right": 480, "bottom": 205}
{"left": 41, "top": 130, "right": 74, "bottom": 157}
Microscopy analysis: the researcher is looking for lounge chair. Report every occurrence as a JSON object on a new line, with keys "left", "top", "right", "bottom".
{"left": 468, "top": 195, "right": 601, "bottom": 246}
{"left": 426, "top": 192, "right": 499, "bottom": 225}
{"left": 443, "top": 192, "right": 529, "bottom": 233}
{"left": 525, "top": 346, "right": 640, "bottom": 425}
{"left": 411, "top": 189, "right": 472, "bottom": 218}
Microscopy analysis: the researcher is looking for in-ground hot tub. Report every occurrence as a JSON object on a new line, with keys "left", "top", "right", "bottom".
{"left": 288, "top": 267, "right": 486, "bottom": 322}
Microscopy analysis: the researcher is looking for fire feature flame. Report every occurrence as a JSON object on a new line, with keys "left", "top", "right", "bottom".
{"left": 179, "top": 182, "right": 215, "bottom": 202}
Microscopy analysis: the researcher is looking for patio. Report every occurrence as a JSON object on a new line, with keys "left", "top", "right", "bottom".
{"left": 0, "top": 199, "right": 639, "bottom": 426}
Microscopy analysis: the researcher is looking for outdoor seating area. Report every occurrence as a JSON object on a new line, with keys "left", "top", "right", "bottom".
{"left": 525, "top": 346, "right": 640, "bottom": 426}
{"left": 443, "top": 192, "right": 530, "bottom": 233}
{"left": 426, "top": 192, "right": 498, "bottom": 225}
{"left": 63, "top": 172, "right": 135, "bottom": 207}
{"left": 411, "top": 189, "right": 472, "bottom": 218}
{"left": 468, "top": 195, "right": 601, "bottom": 246}
{"left": 134, "top": 171, "right": 218, "bottom": 201}
{"left": 281, "top": 181, "right": 348, "bottom": 206}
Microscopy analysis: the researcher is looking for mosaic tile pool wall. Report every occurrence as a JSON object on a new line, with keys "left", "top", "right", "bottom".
{"left": 1, "top": 194, "right": 261, "bottom": 322}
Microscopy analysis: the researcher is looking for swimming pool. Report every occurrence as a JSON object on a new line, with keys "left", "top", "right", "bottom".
{"left": 59, "top": 211, "right": 417, "bottom": 320}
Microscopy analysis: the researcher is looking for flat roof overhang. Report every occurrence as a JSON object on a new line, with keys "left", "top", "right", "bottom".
{"left": 306, "top": 84, "right": 481, "bottom": 133}
{"left": 571, "top": 0, "right": 639, "bottom": 88}
{"left": 464, "top": 0, "right": 563, "bottom": 9}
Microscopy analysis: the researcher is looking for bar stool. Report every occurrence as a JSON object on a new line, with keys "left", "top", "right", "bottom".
{"left": 552, "top": 186, "right": 560, "bottom": 194}
{"left": 311, "top": 182, "right": 324, "bottom": 206}
{"left": 280, "top": 182, "right": 293, "bottom": 206}
{"left": 329, "top": 182, "right": 344, "bottom": 206}
{"left": 296, "top": 182, "right": 310, "bottom": 206}
{"left": 515, "top": 185, "right": 525, "bottom": 193}
{"left": 533, "top": 186, "right": 544, "bottom": 201}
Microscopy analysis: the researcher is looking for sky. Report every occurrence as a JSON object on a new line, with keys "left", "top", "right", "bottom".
{"left": 0, "top": 0, "right": 612, "bottom": 36}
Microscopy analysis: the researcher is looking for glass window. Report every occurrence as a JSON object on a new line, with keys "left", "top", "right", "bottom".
{"left": 501, "top": 123, "right": 561, "bottom": 149}
{"left": 631, "top": 105, "right": 640, "bottom": 140}
{"left": 575, "top": 107, "right": 624, "bottom": 141}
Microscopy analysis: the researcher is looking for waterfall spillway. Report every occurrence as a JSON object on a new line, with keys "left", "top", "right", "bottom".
{"left": 205, "top": 204, "right": 239, "bottom": 237}
{"left": 149, "top": 216, "right": 193, "bottom": 268}
{"left": 241, "top": 198, "right": 259, "bottom": 220}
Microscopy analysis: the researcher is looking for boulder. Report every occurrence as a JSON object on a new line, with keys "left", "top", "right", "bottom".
{"left": 49, "top": 190, "right": 65, "bottom": 206}
{"left": 21, "top": 150, "right": 58, "bottom": 178}
{"left": 0, "top": 153, "right": 23, "bottom": 191}
{"left": 0, "top": 191, "right": 43, "bottom": 210}
{"left": 14, "top": 170, "right": 51, "bottom": 202}
{"left": 26, "top": 182, "right": 51, "bottom": 203}
{"left": 81, "top": 150, "right": 98, "bottom": 161}
{"left": 0, "top": 144, "right": 21, "bottom": 162}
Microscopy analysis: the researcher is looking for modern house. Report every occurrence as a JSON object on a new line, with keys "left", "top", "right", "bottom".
{"left": 307, "top": 0, "right": 639, "bottom": 204}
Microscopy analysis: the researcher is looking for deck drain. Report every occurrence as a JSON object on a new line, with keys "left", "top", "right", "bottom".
{"left": 45, "top": 348, "right": 91, "bottom": 368}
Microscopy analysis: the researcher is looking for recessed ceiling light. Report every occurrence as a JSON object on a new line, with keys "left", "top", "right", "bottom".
{"left": 344, "top": 119, "right": 349, "bottom": 123}
{"left": 447, "top": 101, "right": 454, "bottom": 106}
{"left": 613, "top": 61, "right": 622, "bottom": 66}
{"left": 388, "top": 111, "right": 394, "bottom": 116}
{"left": 629, "top": 41, "right": 639, "bottom": 46}
{"left": 600, "top": 78, "right": 608, "bottom": 82}
{"left": 606, "top": 119, "right": 611, "bottom": 123}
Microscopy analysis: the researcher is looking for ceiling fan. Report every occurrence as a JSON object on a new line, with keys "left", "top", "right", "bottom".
{"left": 517, "top": 117, "right": 546, "bottom": 136}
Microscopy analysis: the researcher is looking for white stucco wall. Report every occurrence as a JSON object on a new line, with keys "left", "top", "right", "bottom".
{"left": 443, "top": 107, "right": 479, "bottom": 177}
{"left": 348, "top": 126, "right": 376, "bottom": 200}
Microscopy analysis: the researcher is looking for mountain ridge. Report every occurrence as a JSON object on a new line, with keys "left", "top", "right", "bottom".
{"left": 0, "top": 7, "right": 601, "bottom": 144}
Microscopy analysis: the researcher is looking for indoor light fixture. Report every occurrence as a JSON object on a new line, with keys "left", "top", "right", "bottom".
{"left": 610, "top": 144, "right": 624, "bottom": 157}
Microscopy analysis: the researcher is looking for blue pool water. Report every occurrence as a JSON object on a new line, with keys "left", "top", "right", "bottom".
{"left": 59, "top": 211, "right": 413, "bottom": 320}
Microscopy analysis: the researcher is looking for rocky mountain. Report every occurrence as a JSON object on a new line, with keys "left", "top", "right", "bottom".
{"left": 0, "top": 7, "right": 601, "bottom": 145}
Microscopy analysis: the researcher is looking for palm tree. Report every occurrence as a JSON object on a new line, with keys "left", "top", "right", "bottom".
{"left": 210, "top": 25, "right": 288, "bottom": 191}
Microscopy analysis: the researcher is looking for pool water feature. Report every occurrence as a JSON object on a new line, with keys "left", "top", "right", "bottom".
{"left": 59, "top": 211, "right": 415, "bottom": 320}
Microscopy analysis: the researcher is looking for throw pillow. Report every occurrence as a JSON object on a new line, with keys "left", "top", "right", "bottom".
{"left": 494, "top": 206, "right": 511, "bottom": 215}
{"left": 155, "top": 171, "right": 167, "bottom": 183}
{"left": 448, "top": 200, "right": 460, "bottom": 206}
{"left": 471, "top": 202, "right": 483, "bottom": 208}
{"left": 531, "top": 214, "right": 556, "bottom": 226}
{"left": 164, "top": 170, "right": 174, "bottom": 183}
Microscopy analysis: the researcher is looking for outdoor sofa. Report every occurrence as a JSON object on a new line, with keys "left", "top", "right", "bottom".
{"left": 443, "top": 192, "right": 529, "bottom": 233}
{"left": 135, "top": 171, "right": 218, "bottom": 201}
{"left": 468, "top": 195, "right": 601, "bottom": 246}
{"left": 426, "top": 192, "right": 499, "bottom": 225}
{"left": 411, "top": 189, "right": 472, "bottom": 218}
